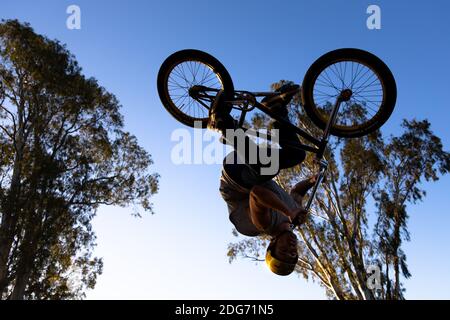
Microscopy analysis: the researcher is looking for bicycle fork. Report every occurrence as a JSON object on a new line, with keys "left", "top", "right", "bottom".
{"left": 304, "top": 159, "right": 328, "bottom": 211}
{"left": 304, "top": 89, "right": 352, "bottom": 213}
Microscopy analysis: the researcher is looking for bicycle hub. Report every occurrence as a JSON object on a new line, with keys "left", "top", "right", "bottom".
{"left": 188, "top": 85, "right": 201, "bottom": 98}
{"left": 340, "top": 89, "right": 353, "bottom": 101}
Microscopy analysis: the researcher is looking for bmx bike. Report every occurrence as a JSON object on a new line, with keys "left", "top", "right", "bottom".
{"left": 157, "top": 48, "right": 397, "bottom": 213}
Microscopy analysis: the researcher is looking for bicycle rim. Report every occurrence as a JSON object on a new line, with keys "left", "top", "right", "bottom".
{"left": 312, "top": 59, "right": 386, "bottom": 130}
{"left": 164, "top": 60, "right": 225, "bottom": 121}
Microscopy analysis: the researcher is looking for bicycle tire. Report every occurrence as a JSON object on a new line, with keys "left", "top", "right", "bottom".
{"left": 301, "top": 48, "right": 397, "bottom": 138}
{"left": 157, "top": 49, "right": 234, "bottom": 128}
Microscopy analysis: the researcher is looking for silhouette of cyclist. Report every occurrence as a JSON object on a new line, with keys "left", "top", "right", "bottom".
{"left": 209, "top": 83, "right": 316, "bottom": 276}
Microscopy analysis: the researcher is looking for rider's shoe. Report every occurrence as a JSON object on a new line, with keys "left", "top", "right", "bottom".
{"left": 261, "top": 96, "right": 289, "bottom": 122}
{"left": 208, "top": 90, "right": 234, "bottom": 132}
{"left": 261, "top": 83, "right": 299, "bottom": 121}
{"left": 208, "top": 110, "right": 237, "bottom": 133}
{"left": 277, "top": 83, "right": 300, "bottom": 94}
{"left": 207, "top": 90, "right": 240, "bottom": 145}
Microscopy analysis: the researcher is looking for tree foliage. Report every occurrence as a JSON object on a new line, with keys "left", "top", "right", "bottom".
{"left": 0, "top": 20, "right": 159, "bottom": 299}
{"left": 228, "top": 81, "right": 449, "bottom": 299}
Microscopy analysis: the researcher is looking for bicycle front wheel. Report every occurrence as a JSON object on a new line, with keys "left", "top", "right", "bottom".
{"left": 157, "top": 49, "right": 234, "bottom": 128}
{"left": 301, "top": 48, "right": 397, "bottom": 138}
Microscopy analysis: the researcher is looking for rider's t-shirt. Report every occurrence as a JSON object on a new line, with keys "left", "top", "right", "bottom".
{"left": 219, "top": 158, "right": 299, "bottom": 237}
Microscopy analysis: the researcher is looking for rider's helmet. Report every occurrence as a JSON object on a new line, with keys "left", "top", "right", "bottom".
{"left": 265, "top": 236, "right": 298, "bottom": 276}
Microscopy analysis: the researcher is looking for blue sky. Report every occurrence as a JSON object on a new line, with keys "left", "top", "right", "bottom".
{"left": 2, "top": 0, "right": 449, "bottom": 299}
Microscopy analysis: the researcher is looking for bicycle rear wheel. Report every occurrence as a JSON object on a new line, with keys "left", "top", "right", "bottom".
{"left": 301, "top": 48, "right": 397, "bottom": 138}
{"left": 157, "top": 49, "right": 234, "bottom": 128}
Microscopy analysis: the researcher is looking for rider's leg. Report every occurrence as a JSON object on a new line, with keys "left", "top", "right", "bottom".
{"left": 226, "top": 120, "right": 305, "bottom": 186}
{"left": 275, "top": 120, "right": 306, "bottom": 170}
{"left": 289, "top": 176, "right": 317, "bottom": 206}
{"left": 240, "top": 117, "right": 305, "bottom": 172}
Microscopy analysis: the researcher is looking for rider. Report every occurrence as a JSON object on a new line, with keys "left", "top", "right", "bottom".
{"left": 210, "top": 83, "right": 317, "bottom": 276}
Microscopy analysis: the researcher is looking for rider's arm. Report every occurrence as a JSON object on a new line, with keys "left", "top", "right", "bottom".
{"left": 250, "top": 185, "right": 296, "bottom": 222}
{"left": 290, "top": 176, "right": 317, "bottom": 206}
{"left": 250, "top": 185, "right": 308, "bottom": 228}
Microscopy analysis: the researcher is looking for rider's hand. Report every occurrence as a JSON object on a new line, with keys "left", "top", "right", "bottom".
{"left": 309, "top": 173, "right": 326, "bottom": 185}
{"left": 308, "top": 175, "right": 317, "bottom": 184}
{"left": 290, "top": 207, "right": 309, "bottom": 226}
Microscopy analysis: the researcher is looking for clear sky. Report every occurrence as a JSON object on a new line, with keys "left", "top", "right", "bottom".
{"left": 2, "top": 0, "right": 449, "bottom": 299}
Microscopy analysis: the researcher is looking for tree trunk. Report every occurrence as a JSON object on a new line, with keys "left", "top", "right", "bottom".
{"left": 0, "top": 151, "right": 23, "bottom": 296}
{"left": 9, "top": 213, "right": 39, "bottom": 300}
{"left": 393, "top": 256, "right": 400, "bottom": 299}
{"left": 393, "top": 210, "right": 401, "bottom": 300}
{"left": 0, "top": 101, "right": 25, "bottom": 297}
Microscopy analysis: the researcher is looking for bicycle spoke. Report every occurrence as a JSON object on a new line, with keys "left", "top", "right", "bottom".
{"left": 329, "top": 63, "right": 345, "bottom": 90}
{"left": 350, "top": 67, "right": 371, "bottom": 91}
{"left": 350, "top": 96, "right": 379, "bottom": 114}
{"left": 314, "top": 88, "right": 337, "bottom": 97}
{"left": 171, "top": 67, "right": 188, "bottom": 84}
{"left": 176, "top": 94, "right": 190, "bottom": 108}
{"left": 312, "top": 59, "right": 386, "bottom": 129}
{"left": 316, "top": 73, "right": 341, "bottom": 91}
{"left": 168, "top": 76, "right": 189, "bottom": 90}
{"left": 199, "top": 64, "right": 208, "bottom": 83}
{"left": 330, "top": 63, "right": 343, "bottom": 88}
{"left": 200, "top": 65, "right": 213, "bottom": 84}
{"left": 173, "top": 91, "right": 189, "bottom": 101}
{"left": 353, "top": 78, "right": 381, "bottom": 95}
{"left": 186, "top": 61, "right": 194, "bottom": 82}
{"left": 193, "top": 62, "right": 202, "bottom": 83}
{"left": 191, "top": 62, "right": 198, "bottom": 83}
{"left": 349, "top": 62, "right": 364, "bottom": 89}
{"left": 337, "top": 62, "right": 345, "bottom": 89}
{"left": 202, "top": 75, "right": 221, "bottom": 87}
{"left": 355, "top": 88, "right": 383, "bottom": 93}
{"left": 343, "top": 61, "right": 347, "bottom": 86}
{"left": 178, "top": 63, "right": 190, "bottom": 86}
{"left": 199, "top": 71, "right": 216, "bottom": 84}
{"left": 322, "top": 69, "right": 341, "bottom": 92}
{"left": 189, "top": 62, "right": 196, "bottom": 83}
{"left": 194, "top": 62, "right": 200, "bottom": 82}
{"left": 352, "top": 72, "right": 377, "bottom": 92}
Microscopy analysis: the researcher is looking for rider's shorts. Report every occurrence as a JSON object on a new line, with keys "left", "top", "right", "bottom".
{"left": 219, "top": 168, "right": 299, "bottom": 237}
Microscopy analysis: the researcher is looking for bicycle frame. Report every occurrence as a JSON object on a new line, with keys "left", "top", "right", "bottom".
{"left": 193, "top": 87, "right": 350, "bottom": 213}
